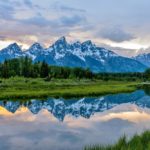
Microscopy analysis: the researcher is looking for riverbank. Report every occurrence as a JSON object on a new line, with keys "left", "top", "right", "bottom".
{"left": 85, "top": 131, "right": 150, "bottom": 150}
{"left": 0, "top": 77, "right": 139, "bottom": 100}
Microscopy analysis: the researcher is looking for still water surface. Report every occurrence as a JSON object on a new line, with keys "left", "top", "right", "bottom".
{"left": 0, "top": 90, "right": 150, "bottom": 150}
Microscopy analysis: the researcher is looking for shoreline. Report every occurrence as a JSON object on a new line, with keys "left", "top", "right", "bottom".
{"left": 0, "top": 78, "right": 139, "bottom": 100}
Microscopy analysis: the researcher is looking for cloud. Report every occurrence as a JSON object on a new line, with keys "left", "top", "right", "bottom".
{"left": 0, "top": 0, "right": 24, "bottom": 20}
{"left": 0, "top": 36, "right": 7, "bottom": 41}
{"left": 0, "top": 2, "right": 15, "bottom": 20}
{"left": 99, "top": 27, "right": 136, "bottom": 42}
{"left": 11, "top": 1, "right": 22, "bottom": 7}
{"left": 59, "top": 15, "right": 86, "bottom": 27}
{"left": 23, "top": 0, "right": 40, "bottom": 9}
{"left": 19, "top": 12, "right": 86, "bottom": 29}
{"left": 52, "top": 2, "right": 86, "bottom": 13}
{"left": 0, "top": 0, "right": 149, "bottom": 57}
{"left": 59, "top": 5, "right": 86, "bottom": 13}
{"left": 0, "top": 0, "right": 88, "bottom": 47}
{"left": 24, "top": 0, "right": 33, "bottom": 8}
{"left": 137, "top": 47, "right": 150, "bottom": 55}
{"left": 21, "top": 15, "right": 52, "bottom": 27}
{"left": 95, "top": 43, "right": 138, "bottom": 57}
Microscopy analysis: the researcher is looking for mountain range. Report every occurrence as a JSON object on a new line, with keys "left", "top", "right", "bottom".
{"left": 133, "top": 53, "right": 150, "bottom": 67}
{"left": 0, "top": 90, "right": 149, "bottom": 121}
{"left": 0, "top": 36, "right": 149, "bottom": 72}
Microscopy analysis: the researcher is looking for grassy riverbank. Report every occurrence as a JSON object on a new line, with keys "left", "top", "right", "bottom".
{"left": 0, "top": 77, "right": 139, "bottom": 100}
{"left": 85, "top": 131, "right": 150, "bottom": 150}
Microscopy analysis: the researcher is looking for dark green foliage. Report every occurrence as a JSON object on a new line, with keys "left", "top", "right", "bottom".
{"left": 40, "top": 61, "right": 49, "bottom": 78}
{"left": 0, "top": 57, "right": 149, "bottom": 81}
{"left": 1, "top": 60, "right": 9, "bottom": 78}
{"left": 145, "top": 68, "right": 150, "bottom": 80}
{"left": 0, "top": 57, "right": 95, "bottom": 79}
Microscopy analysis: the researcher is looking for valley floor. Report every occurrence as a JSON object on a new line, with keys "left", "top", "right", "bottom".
{"left": 0, "top": 77, "right": 139, "bottom": 100}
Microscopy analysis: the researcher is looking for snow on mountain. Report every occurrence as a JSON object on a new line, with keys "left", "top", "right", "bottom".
{"left": 0, "top": 37, "right": 148, "bottom": 72}
{"left": 133, "top": 53, "right": 150, "bottom": 67}
{"left": 0, "top": 43, "right": 22, "bottom": 62}
{"left": 24, "top": 43, "right": 44, "bottom": 60}
{"left": 69, "top": 40, "right": 118, "bottom": 63}
{"left": 50, "top": 36, "right": 67, "bottom": 60}
{"left": 2, "top": 43, "right": 22, "bottom": 55}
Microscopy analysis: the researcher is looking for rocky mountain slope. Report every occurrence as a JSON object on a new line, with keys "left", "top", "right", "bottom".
{"left": 0, "top": 37, "right": 147, "bottom": 72}
{"left": 133, "top": 53, "right": 150, "bottom": 67}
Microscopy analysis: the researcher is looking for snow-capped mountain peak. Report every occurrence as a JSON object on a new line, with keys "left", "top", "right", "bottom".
{"left": 0, "top": 36, "right": 148, "bottom": 72}
{"left": 81, "top": 40, "right": 95, "bottom": 52}
{"left": 29, "top": 43, "right": 43, "bottom": 51}
{"left": 52, "top": 36, "right": 68, "bottom": 50}
{"left": 57, "top": 36, "right": 66, "bottom": 43}
{"left": 2, "top": 43, "right": 22, "bottom": 54}
{"left": 82, "top": 40, "right": 93, "bottom": 46}
{"left": 71, "top": 41, "right": 81, "bottom": 49}
{"left": 50, "top": 37, "right": 69, "bottom": 60}
{"left": 0, "top": 43, "right": 22, "bottom": 62}
{"left": 133, "top": 53, "right": 150, "bottom": 67}
{"left": 24, "top": 43, "right": 44, "bottom": 60}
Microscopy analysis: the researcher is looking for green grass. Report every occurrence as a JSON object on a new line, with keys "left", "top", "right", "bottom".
{"left": 85, "top": 131, "right": 150, "bottom": 150}
{"left": 0, "top": 77, "right": 139, "bottom": 100}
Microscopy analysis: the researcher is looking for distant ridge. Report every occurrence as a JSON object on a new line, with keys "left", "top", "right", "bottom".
{"left": 0, "top": 37, "right": 148, "bottom": 72}
{"left": 133, "top": 53, "right": 150, "bottom": 67}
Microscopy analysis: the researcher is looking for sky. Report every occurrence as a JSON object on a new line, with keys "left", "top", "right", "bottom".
{"left": 0, "top": 0, "right": 150, "bottom": 57}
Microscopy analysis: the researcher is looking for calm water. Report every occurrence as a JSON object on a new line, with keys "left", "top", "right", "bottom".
{"left": 0, "top": 90, "right": 150, "bottom": 150}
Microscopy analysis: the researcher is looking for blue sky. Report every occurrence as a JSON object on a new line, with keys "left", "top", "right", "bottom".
{"left": 0, "top": 0, "right": 150, "bottom": 56}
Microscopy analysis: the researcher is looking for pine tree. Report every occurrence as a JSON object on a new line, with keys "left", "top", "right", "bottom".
{"left": 40, "top": 61, "right": 49, "bottom": 78}
{"left": 2, "top": 60, "right": 9, "bottom": 78}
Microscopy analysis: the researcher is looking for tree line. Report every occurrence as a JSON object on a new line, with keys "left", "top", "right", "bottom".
{"left": 0, "top": 57, "right": 149, "bottom": 81}
{"left": 0, "top": 57, "right": 93, "bottom": 79}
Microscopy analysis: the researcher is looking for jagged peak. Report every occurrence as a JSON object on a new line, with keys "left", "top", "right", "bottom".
{"left": 29, "top": 42, "right": 43, "bottom": 50}
{"left": 71, "top": 41, "right": 81, "bottom": 48}
{"left": 59, "top": 36, "right": 66, "bottom": 41}
{"left": 135, "top": 53, "right": 150, "bottom": 58}
{"left": 8, "top": 43, "right": 20, "bottom": 49}
{"left": 51, "top": 36, "right": 68, "bottom": 51}
{"left": 72, "top": 41, "right": 81, "bottom": 45}
{"left": 55, "top": 36, "right": 67, "bottom": 44}
{"left": 2, "top": 43, "right": 22, "bottom": 53}
{"left": 82, "top": 40, "right": 93, "bottom": 46}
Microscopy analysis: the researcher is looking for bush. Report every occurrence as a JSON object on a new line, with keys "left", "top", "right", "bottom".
{"left": 85, "top": 131, "right": 150, "bottom": 150}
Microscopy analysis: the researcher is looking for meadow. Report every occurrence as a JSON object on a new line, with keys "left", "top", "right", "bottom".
{"left": 0, "top": 77, "right": 139, "bottom": 100}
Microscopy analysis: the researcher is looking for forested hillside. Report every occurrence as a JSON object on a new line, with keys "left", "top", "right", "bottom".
{"left": 0, "top": 57, "right": 150, "bottom": 81}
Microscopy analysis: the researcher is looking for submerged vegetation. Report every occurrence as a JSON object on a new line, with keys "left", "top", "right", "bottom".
{"left": 84, "top": 131, "right": 150, "bottom": 150}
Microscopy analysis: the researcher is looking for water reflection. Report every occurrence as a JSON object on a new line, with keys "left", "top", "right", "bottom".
{"left": 0, "top": 90, "right": 149, "bottom": 121}
{"left": 0, "top": 90, "right": 150, "bottom": 150}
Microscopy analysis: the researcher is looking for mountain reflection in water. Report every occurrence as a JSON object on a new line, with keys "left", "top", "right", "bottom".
{"left": 0, "top": 90, "right": 150, "bottom": 121}
{"left": 0, "top": 90, "right": 150, "bottom": 150}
